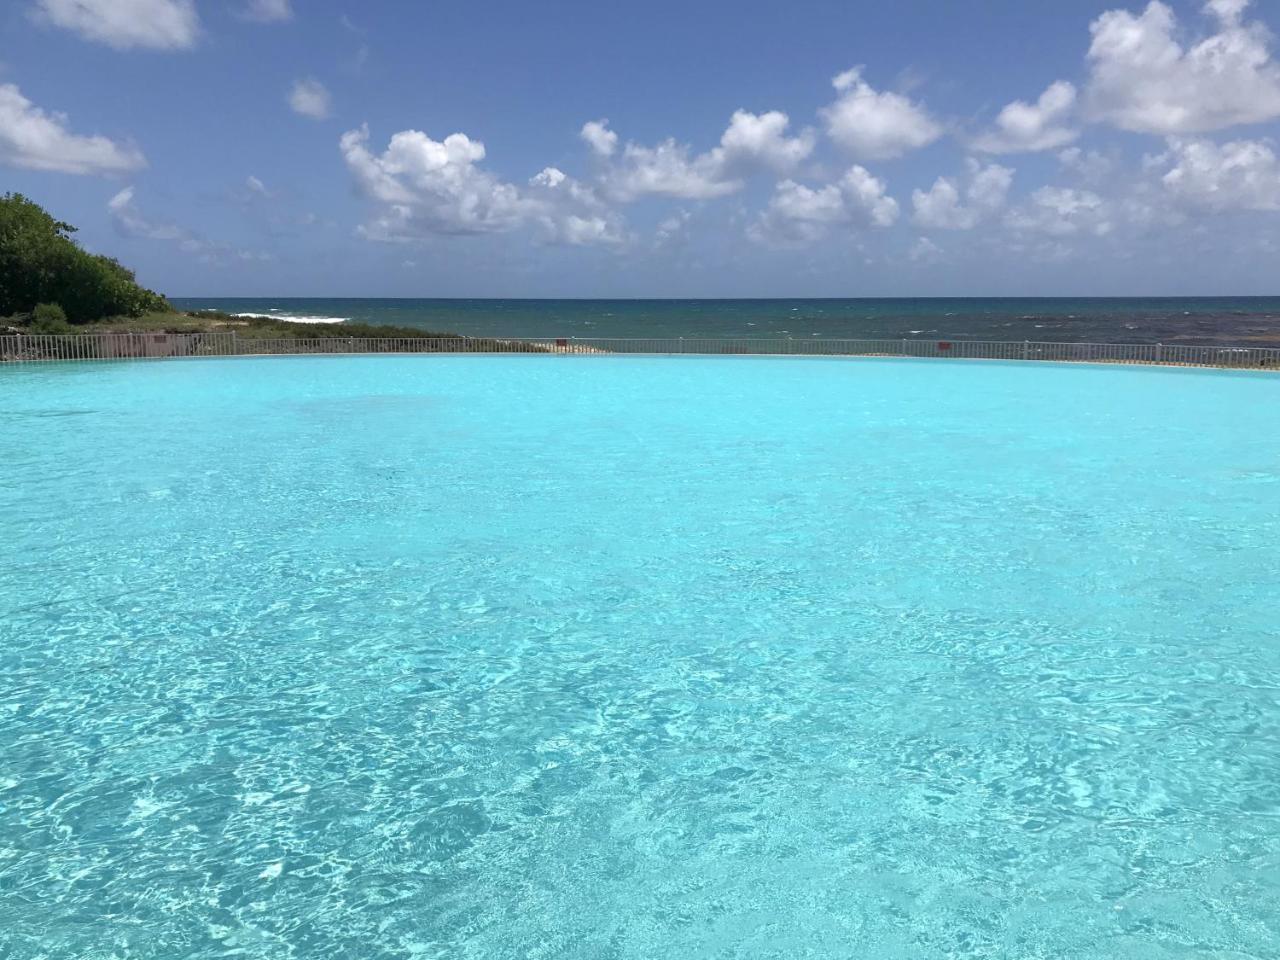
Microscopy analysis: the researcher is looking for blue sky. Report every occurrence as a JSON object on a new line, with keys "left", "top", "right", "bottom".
{"left": 3, "top": 0, "right": 1280, "bottom": 297}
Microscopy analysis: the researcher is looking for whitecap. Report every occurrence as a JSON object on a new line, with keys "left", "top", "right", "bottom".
{"left": 232, "top": 312, "right": 349, "bottom": 324}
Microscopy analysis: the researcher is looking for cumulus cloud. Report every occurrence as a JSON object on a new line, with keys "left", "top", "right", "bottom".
{"left": 0, "top": 83, "right": 145, "bottom": 174}
{"left": 240, "top": 0, "right": 292, "bottom": 22}
{"left": 1005, "top": 186, "right": 1113, "bottom": 237}
{"left": 340, "top": 126, "right": 622, "bottom": 245}
{"left": 602, "top": 110, "right": 812, "bottom": 201}
{"left": 716, "top": 109, "right": 815, "bottom": 173}
{"left": 289, "top": 78, "right": 332, "bottom": 119}
{"left": 1085, "top": 0, "right": 1280, "bottom": 134}
{"left": 749, "top": 166, "right": 899, "bottom": 246}
{"left": 912, "top": 160, "right": 1014, "bottom": 230}
{"left": 341, "top": 125, "right": 530, "bottom": 237}
{"left": 527, "top": 166, "right": 626, "bottom": 245}
{"left": 580, "top": 120, "right": 618, "bottom": 157}
{"left": 820, "top": 68, "right": 943, "bottom": 160}
{"left": 607, "top": 139, "right": 737, "bottom": 200}
{"left": 1159, "top": 136, "right": 1280, "bottom": 210}
{"left": 973, "top": 81, "right": 1079, "bottom": 153}
{"left": 32, "top": 0, "right": 199, "bottom": 50}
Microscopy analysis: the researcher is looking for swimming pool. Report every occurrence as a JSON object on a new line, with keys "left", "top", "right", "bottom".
{"left": 2, "top": 355, "right": 1278, "bottom": 958}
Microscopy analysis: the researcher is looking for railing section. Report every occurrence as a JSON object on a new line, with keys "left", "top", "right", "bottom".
{"left": 2, "top": 332, "right": 1278, "bottom": 370}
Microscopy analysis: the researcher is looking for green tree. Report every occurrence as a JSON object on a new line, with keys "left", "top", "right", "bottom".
{"left": 0, "top": 193, "right": 170, "bottom": 323}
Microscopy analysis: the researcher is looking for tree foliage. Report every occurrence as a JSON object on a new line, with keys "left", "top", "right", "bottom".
{"left": 0, "top": 193, "right": 170, "bottom": 323}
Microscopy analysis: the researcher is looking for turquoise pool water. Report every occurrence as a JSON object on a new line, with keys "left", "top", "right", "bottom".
{"left": 2, "top": 355, "right": 1279, "bottom": 958}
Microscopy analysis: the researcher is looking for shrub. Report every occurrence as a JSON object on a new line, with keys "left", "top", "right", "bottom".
{"left": 33, "top": 302, "right": 66, "bottom": 323}
{"left": 28, "top": 302, "right": 73, "bottom": 335}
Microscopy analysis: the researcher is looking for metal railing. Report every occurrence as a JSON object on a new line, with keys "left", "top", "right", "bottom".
{"left": 2, "top": 332, "right": 1279, "bottom": 369}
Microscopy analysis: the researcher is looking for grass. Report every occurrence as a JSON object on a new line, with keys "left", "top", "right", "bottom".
{"left": 2, "top": 309, "right": 555, "bottom": 357}
{"left": 75, "top": 310, "right": 462, "bottom": 341}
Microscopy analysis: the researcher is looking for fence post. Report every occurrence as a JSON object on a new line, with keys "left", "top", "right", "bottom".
{"left": 1022, "top": 340, "right": 1029, "bottom": 361}
{"left": 1154, "top": 343, "right": 1162, "bottom": 364}
{"left": 901, "top": 338, "right": 907, "bottom": 356}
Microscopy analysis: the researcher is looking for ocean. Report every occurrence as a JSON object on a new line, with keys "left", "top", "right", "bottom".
{"left": 171, "top": 297, "right": 1280, "bottom": 346}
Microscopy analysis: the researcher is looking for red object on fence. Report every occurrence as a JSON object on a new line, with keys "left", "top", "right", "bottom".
{"left": 938, "top": 341, "right": 952, "bottom": 351}
{"left": 555, "top": 338, "right": 568, "bottom": 348}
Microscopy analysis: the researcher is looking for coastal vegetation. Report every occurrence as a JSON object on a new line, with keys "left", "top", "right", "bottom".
{"left": 0, "top": 193, "right": 169, "bottom": 324}
{"left": 0, "top": 194, "right": 466, "bottom": 342}
{"left": 82, "top": 308, "right": 468, "bottom": 341}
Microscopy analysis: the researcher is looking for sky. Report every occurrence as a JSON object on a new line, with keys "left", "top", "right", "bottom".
{"left": 3, "top": 0, "right": 1280, "bottom": 298}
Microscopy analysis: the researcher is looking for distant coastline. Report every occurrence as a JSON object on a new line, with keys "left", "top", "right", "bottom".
{"left": 172, "top": 297, "right": 1280, "bottom": 347}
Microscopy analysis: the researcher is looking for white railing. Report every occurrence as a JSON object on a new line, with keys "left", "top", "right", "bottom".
{"left": 2, "top": 332, "right": 1279, "bottom": 370}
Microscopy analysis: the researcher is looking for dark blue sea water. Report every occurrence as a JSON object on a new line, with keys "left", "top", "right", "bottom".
{"left": 172, "top": 297, "right": 1280, "bottom": 345}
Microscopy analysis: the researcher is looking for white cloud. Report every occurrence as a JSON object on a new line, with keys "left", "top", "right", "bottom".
{"left": 604, "top": 138, "right": 737, "bottom": 199}
{"left": 973, "top": 81, "right": 1079, "bottom": 154}
{"left": 603, "top": 110, "right": 811, "bottom": 201}
{"left": 820, "top": 67, "right": 943, "bottom": 160}
{"left": 341, "top": 125, "right": 530, "bottom": 237}
{"left": 288, "top": 78, "right": 331, "bottom": 120}
{"left": 1160, "top": 136, "right": 1280, "bottom": 210}
{"left": 527, "top": 166, "right": 626, "bottom": 245}
{"left": 0, "top": 83, "right": 145, "bottom": 174}
{"left": 240, "top": 0, "right": 292, "bottom": 22}
{"left": 716, "top": 110, "right": 815, "bottom": 173}
{"left": 749, "top": 166, "right": 899, "bottom": 246}
{"left": 912, "top": 160, "right": 1014, "bottom": 230}
{"left": 246, "top": 175, "right": 270, "bottom": 196}
{"left": 529, "top": 166, "right": 611, "bottom": 211}
{"left": 1005, "top": 186, "right": 1113, "bottom": 237}
{"left": 340, "top": 126, "right": 622, "bottom": 246}
{"left": 530, "top": 166, "right": 566, "bottom": 188}
{"left": 33, "top": 0, "right": 199, "bottom": 50}
{"left": 580, "top": 120, "right": 618, "bottom": 157}
{"left": 1206, "top": 0, "right": 1251, "bottom": 20}
{"left": 607, "top": 140, "right": 734, "bottom": 200}
{"left": 1085, "top": 0, "right": 1280, "bottom": 134}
